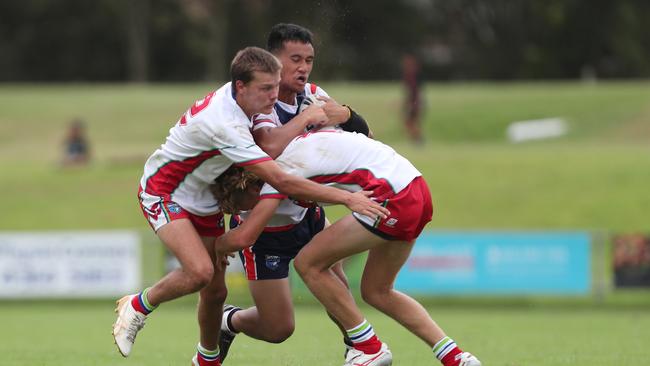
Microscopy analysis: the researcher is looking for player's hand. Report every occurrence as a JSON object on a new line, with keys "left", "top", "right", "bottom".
{"left": 318, "top": 96, "right": 350, "bottom": 125}
{"left": 345, "top": 190, "right": 389, "bottom": 219}
{"left": 301, "top": 104, "right": 329, "bottom": 129}
{"left": 214, "top": 249, "right": 235, "bottom": 271}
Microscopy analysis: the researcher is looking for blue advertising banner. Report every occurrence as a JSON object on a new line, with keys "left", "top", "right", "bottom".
{"left": 395, "top": 231, "right": 591, "bottom": 295}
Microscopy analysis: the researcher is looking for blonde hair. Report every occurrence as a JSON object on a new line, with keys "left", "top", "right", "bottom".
{"left": 211, "top": 165, "right": 264, "bottom": 214}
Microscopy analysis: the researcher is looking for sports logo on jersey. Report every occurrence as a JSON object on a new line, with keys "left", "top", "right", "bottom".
{"left": 384, "top": 218, "right": 398, "bottom": 227}
{"left": 144, "top": 202, "right": 162, "bottom": 221}
{"left": 166, "top": 203, "right": 182, "bottom": 214}
{"left": 265, "top": 255, "right": 281, "bottom": 271}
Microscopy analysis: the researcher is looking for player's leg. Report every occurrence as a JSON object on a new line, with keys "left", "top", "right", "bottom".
{"left": 313, "top": 215, "right": 354, "bottom": 352}
{"left": 360, "top": 233, "right": 480, "bottom": 366}
{"left": 113, "top": 218, "right": 214, "bottom": 357}
{"left": 194, "top": 235, "right": 228, "bottom": 366}
{"left": 218, "top": 223, "right": 299, "bottom": 363}
{"left": 361, "top": 241, "right": 480, "bottom": 366}
{"left": 229, "top": 278, "right": 295, "bottom": 341}
{"left": 294, "top": 215, "right": 392, "bottom": 365}
{"left": 148, "top": 220, "right": 216, "bottom": 304}
{"left": 328, "top": 260, "right": 354, "bottom": 353}
{"left": 294, "top": 215, "right": 379, "bottom": 328}
{"left": 361, "top": 240, "right": 445, "bottom": 345}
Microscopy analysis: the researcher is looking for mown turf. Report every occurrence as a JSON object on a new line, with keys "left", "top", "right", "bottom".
{"left": 2, "top": 300, "right": 648, "bottom": 366}
{"left": 1, "top": 82, "right": 649, "bottom": 230}
{"left": 1, "top": 82, "right": 649, "bottom": 365}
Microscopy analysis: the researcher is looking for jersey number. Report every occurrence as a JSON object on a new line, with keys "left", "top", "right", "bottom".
{"left": 179, "top": 91, "right": 216, "bottom": 126}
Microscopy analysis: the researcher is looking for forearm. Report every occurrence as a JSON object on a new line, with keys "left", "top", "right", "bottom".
{"left": 245, "top": 161, "right": 351, "bottom": 206}
{"left": 215, "top": 199, "right": 279, "bottom": 252}
{"left": 273, "top": 173, "right": 351, "bottom": 205}
{"left": 254, "top": 115, "right": 312, "bottom": 159}
{"left": 339, "top": 106, "right": 370, "bottom": 137}
{"left": 245, "top": 161, "right": 389, "bottom": 219}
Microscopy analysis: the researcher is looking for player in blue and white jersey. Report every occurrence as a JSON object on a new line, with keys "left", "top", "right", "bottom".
{"left": 218, "top": 24, "right": 371, "bottom": 362}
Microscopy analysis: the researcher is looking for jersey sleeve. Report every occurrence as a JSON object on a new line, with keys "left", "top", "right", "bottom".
{"left": 202, "top": 117, "right": 271, "bottom": 166}
{"left": 251, "top": 112, "right": 280, "bottom": 131}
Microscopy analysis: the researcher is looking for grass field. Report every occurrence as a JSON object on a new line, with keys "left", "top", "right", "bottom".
{"left": 2, "top": 299, "right": 649, "bottom": 366}
{"left": 1, "top": 81, "right": 650, "bottom": 365}
{"left": 1, "top": 81, "right": 649, "bottom": 230}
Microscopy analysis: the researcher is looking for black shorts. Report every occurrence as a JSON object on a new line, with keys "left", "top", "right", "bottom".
{"left": 231, "top": 206, "right": 325, "bottom": 280}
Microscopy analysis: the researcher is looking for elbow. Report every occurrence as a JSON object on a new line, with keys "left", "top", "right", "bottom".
{"left": 259, "top": 142, "right": 282, "bottom": 159}
{"left": 271, "top": 173, "right": 296, "bottom": 196}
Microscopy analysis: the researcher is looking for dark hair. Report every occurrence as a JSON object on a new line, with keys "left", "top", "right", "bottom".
{"left": 267, "top": 23, "right": 314, "bottom": 53}
{"left": 230, "top": 46, "right": 282, "bottom": 84}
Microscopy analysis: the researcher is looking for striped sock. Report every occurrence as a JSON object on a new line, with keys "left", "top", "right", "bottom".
{"left": 196, "top": 343, "right": 220, "bottom": 365}
{"left": 346, "top": 319, "right": 382, "bottom": 354}
{"left": 433, "top": 336, "right": 462, "bottom": 366}
{"left": 130, "top": 287, "right": 157, "bottom": 315}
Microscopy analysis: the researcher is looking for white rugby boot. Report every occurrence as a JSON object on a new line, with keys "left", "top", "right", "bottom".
{"left": 343, "top": 342, "right": 392, "bottom": 366}
{"left": 456, "top": 351, "right": 482, "bottom": 366}
{"left": 112, "top": 294, "right": 147, "bottom": 357}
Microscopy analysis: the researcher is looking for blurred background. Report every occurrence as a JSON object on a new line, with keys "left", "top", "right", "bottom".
{"left": 1, "top": 1, "right": 649, "bottom": 365}
{"left": 3, "top": 0, "right": 650, "bottom": 82}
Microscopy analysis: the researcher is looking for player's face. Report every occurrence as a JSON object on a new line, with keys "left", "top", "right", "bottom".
{"left": 237, "top": 70, "right": 280, "bottom": 117}
{"left": 276, "top": 41, "right": 314, "bottom": 94}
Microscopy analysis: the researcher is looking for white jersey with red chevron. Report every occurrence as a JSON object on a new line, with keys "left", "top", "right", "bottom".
{"left": 260, "top": 128, "right": 422, "bottom": 226}
{"left": 139, "top": 82, "right": 271, "bottom": 216}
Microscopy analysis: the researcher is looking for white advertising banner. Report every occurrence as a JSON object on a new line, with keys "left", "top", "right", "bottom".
{"left": 0, "top": 231, "right": 141, "bottom": 298}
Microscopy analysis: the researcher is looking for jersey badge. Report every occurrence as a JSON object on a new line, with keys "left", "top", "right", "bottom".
{"left": 384, "top": 218, "right": 398, "bottom": 227}
{"left": 265, "top": 255, "right": 281, "bottom": 271}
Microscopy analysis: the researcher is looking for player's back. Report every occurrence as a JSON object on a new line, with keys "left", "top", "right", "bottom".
{"left": 274, "top": 129, "right": 421, "bottom": 199}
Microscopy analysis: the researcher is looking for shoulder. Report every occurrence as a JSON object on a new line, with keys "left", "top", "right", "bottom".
{"left": 251, "top": 111, "right": 280, "bottom": 131}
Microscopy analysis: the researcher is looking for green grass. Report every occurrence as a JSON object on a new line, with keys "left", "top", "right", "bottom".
{"left": 1, "top": 82, "right": 650, "bottom": 365}
{"left": 1, "top": 81, "right": 649, "bottom": 230}
{"left": 2, "top": 300, "right": 649, "bottom": 366}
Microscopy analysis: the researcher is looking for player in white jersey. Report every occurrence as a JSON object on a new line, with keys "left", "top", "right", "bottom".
{"left": 111, "top": 47, "right": 389, "bottom": 366}
{"left": 218, "top": 24, "right": 372, "bottom": 362}
{"left": 213, "top": 129, "right": 482, "bottom": 366}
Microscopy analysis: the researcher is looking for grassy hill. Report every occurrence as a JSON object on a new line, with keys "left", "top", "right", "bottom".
{"left": 2, "top": 82, "right": 650, "bottom": 366}
{"left": 0, "top": 81, "right": 649, "bottom": 230}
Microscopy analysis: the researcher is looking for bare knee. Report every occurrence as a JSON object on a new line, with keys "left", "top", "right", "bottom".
{"left": 293, "top": 255, "right": 311, "bottom": 280}
{"left": 360, "top": 284, "right": 392, "bottom": 308}
{"left": 294, "top": 255, "right": 327, "bottom": 284}
{"left": 263, "top": 321, "right": 295, "bottom": 343}
{"left": 185, "top": 262, "right": 215, "bottom": 291}
{"left": 201, "top": 285, "right": 227, "bottom": 305}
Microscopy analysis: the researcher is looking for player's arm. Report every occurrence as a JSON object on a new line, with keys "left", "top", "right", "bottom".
{"left": 319, "top": 96, "right": 372, "bottom": 137}
{"left": 253, "top": 106, "right": 328, "bottom": 159}
{"left": 215, "top": 198, "right": 280, "bottom": 252}
{"left": 243, "top": 160, "right": 389, "bottom": 219}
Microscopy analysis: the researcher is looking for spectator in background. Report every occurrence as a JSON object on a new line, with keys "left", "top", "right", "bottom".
{"left": 402, "top": 53, "right": 424, "bottom": 144}
{"left": 62, "top": 118, "right": 90, "bottom": 166}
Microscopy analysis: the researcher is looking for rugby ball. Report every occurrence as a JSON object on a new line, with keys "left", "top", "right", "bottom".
{"left": 298, "top": 95, "right": 325, "bottom": 113}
